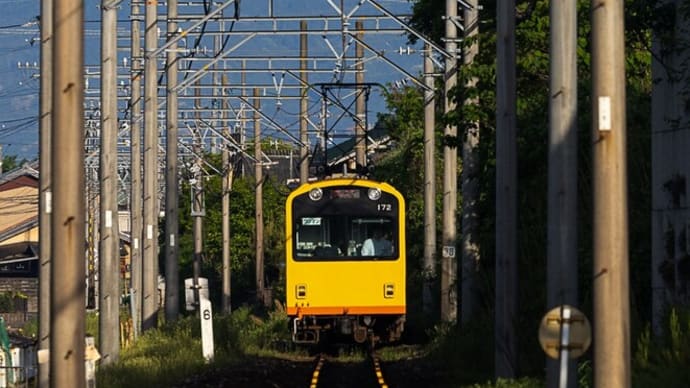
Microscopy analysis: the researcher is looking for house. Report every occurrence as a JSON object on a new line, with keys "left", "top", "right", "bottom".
{"left": 0, "top": 162, "right": 135, "bottom": 324}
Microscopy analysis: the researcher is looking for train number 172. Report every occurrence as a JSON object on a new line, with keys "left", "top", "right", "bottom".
{"left": 377, "top": 203, "right": 392, "bottom": 211}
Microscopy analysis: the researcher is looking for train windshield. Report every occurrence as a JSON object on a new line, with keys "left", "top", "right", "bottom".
{"left": 290, "top": 186, "right": 400, "bottom": 261}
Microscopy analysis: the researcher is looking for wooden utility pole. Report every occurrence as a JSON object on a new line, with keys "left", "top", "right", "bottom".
{"left": 440, "top": 0, "right": 458, "bottom": 323}
{"left": 299, "top": 20, "right": 309, "bottom": 184}
{"left": 495, "top": 0, "right": 518, "bottom": 378}
{"left": 221, "top": 74, "right": 232, "bottom": 313}
{"left": 51, "top": 0, "right": 85, "bottom": 385}
{"left": 99, "top": 0, "right": 121, "bottom": 365}
{"left": 591, "top": 1, "right": 630, "bottom": 386}
{"left": 254, "top": 88, "right": 266, "bottom": 305}
{"left": 142, "top": 0, "right": 159, "bottom": 331}
{"left": 129, "top": 1, "right": 143, "bottom": 339}
{"left": 422, "top": 43, "right": 437, "bottom": 315}
{"left": 355, "top": 20, "right": 367, "bottom": 171}
{"left": 460, "top": 0, "right": 481, "bottom": 325}
{"left": 547, "top": 0, "right": 578, "bottom": 386}
{"left": 165, "top": 0, "right": 180, "bottom": 322}
{"left": 38, "top": 0, "right": 52, "bottom": 384}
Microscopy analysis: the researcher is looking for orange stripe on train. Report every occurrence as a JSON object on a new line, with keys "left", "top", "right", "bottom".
{"left": 287, "top": 306, "right": 406, "bottom": 317}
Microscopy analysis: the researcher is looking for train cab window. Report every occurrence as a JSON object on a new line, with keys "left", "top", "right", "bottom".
{"left": 289, "top": 184, "right": 401, "bottom": 261}
{"left": 293, "top": 215, "right": 397, "bottom": 261}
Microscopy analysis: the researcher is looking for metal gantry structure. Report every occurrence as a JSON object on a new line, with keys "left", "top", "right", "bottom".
{"left": 78, "top": 1, "right": 458, "bottom": 244}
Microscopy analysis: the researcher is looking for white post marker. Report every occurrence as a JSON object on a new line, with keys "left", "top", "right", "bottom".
{"left": 559, "top": 306, "right": 572, "bottom": 388}
{"left": 200, "top": 295, "right": 214, "bottom": 362}
{"left": 598, "top": 96, "right": 611, "bottom": 131}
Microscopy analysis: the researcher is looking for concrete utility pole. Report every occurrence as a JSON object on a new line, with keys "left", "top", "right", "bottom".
{"left": 165, "top": 0, "right": 180, "bottom": 323}
{"left": 129, "top": 1, "right": 143, "bottom": 339}
{"left": 254, "top": 88, "right": 266, "bottom": 306}
{"left": 38, "top": 0, "right": 52, "bottom": 384}
{"left": 192, "top": 85, "right": 204, "bottom": 311}
{"left": 650, "top": 0, "right": 690, "bottom": 337}
{"left": 51, "top": 0, "right": 85, "bottom": 385}
{"left": 221, "top": 74, "right": 232, "bottom": 313}
{"left": 99, "top": 0, "right": 121, "bottom": 365}
{"left": 422, "top": 42, "right": 437, "bottom": 315}
{"left": 591, "top": 0, "right": 630, "bottom": 386}
{"left": 355, "top": 20, "right": 367, "bottom": 171}
{"left": 300, "top": 20, "right": 309, "bottom": 184}
{"left": 460, "top": 0, "right": 481, "bottom": 325}
{"left": 495, "top": 0, "right": 518, "bottom": 379}
{"left": 441, "top": 0, "right": 458, "bottom": 323}
{"left": 547, "top": 0, "right": 578, "bottom": 386}
{"left": 142, "top": 0, "right": 159, "bottom": 331}
{"left": 86, "top": 174, "right": 97, "bottom": 308}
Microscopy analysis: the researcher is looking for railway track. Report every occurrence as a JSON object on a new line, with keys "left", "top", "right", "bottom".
{"left": 308, "top": 351, "right": 391, "bottom": 388}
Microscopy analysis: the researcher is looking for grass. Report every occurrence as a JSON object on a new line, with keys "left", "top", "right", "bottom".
{"left": 96, "top": 302, "right": 300, "bottom": 387}
{"left": 97, "top": 319, "right": 223, "bottom": 387}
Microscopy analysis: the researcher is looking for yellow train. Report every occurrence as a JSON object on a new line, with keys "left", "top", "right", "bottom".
{"left": 285, "top": 178, "right": 406, "bottom": 345}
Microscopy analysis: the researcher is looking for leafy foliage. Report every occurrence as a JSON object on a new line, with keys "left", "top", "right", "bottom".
{"left": 172, "top": 152, "right": 288, "bottom": 311}
{"left": 0, "top": 154, "right": 27, "bottom": 173}
{"left": 633, "top": 308, "right": 690, "bottom": 387}
{"left": 463, "top": 378, "right": 545, "bottom": 388}
{"left": 214, "top": 302, "right": 291, "bottom": 354}
{"left": 0, "top": 291, "right": 27, "bottom": 312}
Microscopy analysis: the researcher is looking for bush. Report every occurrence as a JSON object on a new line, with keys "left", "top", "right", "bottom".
{"left": 0, "top": 291, "right": 27, "bottom": 312}
{"left": 632, "top": 308, "right": 690, "bottom": 387}
{"left": 465, "top": 378, "right": 544, "bottom": 388}
{"left": 213, "top": 302, "right": 290, "bottom": 354}
{"left": 424, "top": 319, "right": 495, "bottom": 385}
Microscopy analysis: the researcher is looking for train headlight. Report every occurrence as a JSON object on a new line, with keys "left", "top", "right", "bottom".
{"left": 308, "top": 188, "right": 323, "bottom": 201}
{"left": 367, "top": 188, "right": 381, "bottom": 201}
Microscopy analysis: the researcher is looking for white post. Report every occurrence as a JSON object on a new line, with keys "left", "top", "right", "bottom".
{"left": 199, "top": 296, "right": 214, "bottom": 362}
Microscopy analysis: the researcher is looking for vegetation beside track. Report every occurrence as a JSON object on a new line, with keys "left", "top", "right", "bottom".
{"left": 96, "top": 305, "right": 301, "bottom": 387}
{"left": 87, "top": 305, "right": 690, "bottom": 387}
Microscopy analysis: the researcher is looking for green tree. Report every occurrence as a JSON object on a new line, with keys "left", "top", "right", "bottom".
{"left": 381, "top": 0, "right": 654, "bottom": 378}
{"left": 172, "top": 152, "right": 288, "bottom": 312}
{"left": 1, "top": 153, "right": 27, "bottom": 173}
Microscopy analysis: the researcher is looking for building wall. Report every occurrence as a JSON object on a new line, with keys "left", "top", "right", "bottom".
{"left": 0, "top": 227, "right": 39, "bottom": 246}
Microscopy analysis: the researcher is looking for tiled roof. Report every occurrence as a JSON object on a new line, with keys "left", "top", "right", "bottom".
{"left": 0, "top": 162, "right": 39, "bottom": 187}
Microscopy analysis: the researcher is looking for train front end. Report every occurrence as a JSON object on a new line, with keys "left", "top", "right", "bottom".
{"left": 285, "top": 179, "right": 406, "bottom": 345}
